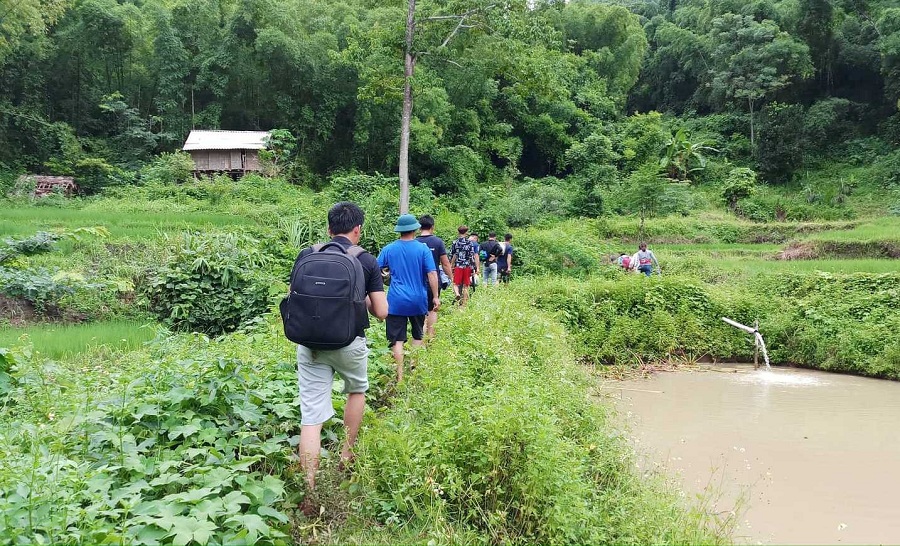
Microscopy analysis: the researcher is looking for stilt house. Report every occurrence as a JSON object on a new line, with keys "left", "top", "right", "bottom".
{"left": 182, "top": 130, "right": 270, "bottom": 176}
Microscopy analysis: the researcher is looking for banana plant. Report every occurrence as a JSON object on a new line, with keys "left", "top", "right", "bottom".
{"left": 659, "top": 129, "right": 719, "bottom": 181}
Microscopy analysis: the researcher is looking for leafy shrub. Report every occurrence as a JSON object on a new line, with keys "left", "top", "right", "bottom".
{"left": 140, "top": 151, "right": 195, "bottom": 185}
{"left": 326, "top": 171, "right": 394, "bottom": 204}
{"left": 721, "top": 167, "right": 757, "bottom": 210}
{"left": 428, "top": 145, "right": 483, "bottom": 195}
{"left": 0, "top": 168, "right": 17, "bottom": 196}
{"left": 464, "top": 186, "right": 509, "bottom": 237}
{"left": 0, "top": 267, "right": 105, "bottom": 315}
{"left": 803, "top": 98, "right": 857, "bottom": 154}
{"left": 514, "top": 221, "right": 598, "bottom": 276}
{"left": 0, "top": 327, "right": 300, "bottom": 544}
{"left": 658, "top": 182, "right": 697, "bottom": 216}
{"left": 756, "top": 102, "right": 805, "bottom": 184}
{"left": 146, "top": 233, "right": 272, "bottom": 335}
{"left": 74, "top": 157, "right": 133, "bottom": 194}
{"left": 871, "top": 149, "right": 900, "bottom": 188}
{"left": 502, "top": 177, "right": 574, "bottom": 227}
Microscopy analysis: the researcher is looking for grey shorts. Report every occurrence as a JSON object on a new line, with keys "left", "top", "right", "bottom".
{"left": 297, "top": 336, "right": 369, "bottom": 426}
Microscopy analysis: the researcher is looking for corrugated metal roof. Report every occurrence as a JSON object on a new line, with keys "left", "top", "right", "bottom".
{"left": 182, "top": 130, "right": 271, "bottom": 151}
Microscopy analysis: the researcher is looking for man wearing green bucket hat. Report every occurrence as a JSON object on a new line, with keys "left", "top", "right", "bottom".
{"left": 377, "top": 213, "right": 440, "bottom": 381}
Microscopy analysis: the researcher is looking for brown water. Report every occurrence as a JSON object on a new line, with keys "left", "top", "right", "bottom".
{"left": 609, "top": 365, "right": 900, "bottom": 545}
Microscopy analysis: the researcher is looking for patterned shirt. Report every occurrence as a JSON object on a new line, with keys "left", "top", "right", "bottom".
{"left": 450, "top": 237, "right": 477, "bottom": 268}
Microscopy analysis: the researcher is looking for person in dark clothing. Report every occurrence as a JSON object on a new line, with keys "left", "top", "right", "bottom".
{"left": 416, "top": 215, "right": 453, "bottom": 338}
{"left": 498, "top": 233, "right": 514, "bottom": 284}
{"left": 480, "top": 232, "right": 503, "bottom": 286}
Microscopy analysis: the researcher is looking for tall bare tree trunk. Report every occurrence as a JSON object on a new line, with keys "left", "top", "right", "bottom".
{"left": 748, "top": 97, "right": 756, "bottom": 148}
{"left": 399, "top": 0, "right": 416, "bottom": 214}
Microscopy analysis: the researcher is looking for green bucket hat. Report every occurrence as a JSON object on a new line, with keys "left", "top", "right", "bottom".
{"left": 393, "top": 213, "right": 421, "bottom": 232}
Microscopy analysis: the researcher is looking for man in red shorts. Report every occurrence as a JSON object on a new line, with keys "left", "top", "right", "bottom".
{"left": 449, "top": 225, "right": 480, "bottom": 306}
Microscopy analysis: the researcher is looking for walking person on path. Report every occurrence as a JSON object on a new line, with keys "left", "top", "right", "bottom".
{"left": 498, "top": 233, "right": 514, "bottom": 284}
{"left": 416, "top": 215, "right": 453, "bottom": 338}
{"left": 377, "top": 214, "right": 440, "bottom": 382}
{"left": 633, "top": 242, "right": 660, "bottom": 276}
{"left": 450, "top": 225, "right": 480, "bottom": 306}
{"left": 480, "top": 232, "right": 504, "bottom": 286}
{"left": 288, "top": 202, "right": 387, "bottom": 512}
{"left": 467, "top": 233, "right": 480, "bottom": 292}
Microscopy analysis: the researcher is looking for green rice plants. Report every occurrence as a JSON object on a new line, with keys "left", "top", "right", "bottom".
{"left": 0, "top": 321, "right": 156, "bottom": 360}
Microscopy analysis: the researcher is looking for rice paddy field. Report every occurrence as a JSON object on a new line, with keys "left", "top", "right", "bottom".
{"left": 0, "top": 320, "right": 157, "bottom": 360}
{"left": 0, "top": 204, "right": 253, "bottom": 239}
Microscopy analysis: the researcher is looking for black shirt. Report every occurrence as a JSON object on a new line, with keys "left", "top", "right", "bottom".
{"left": 415, "top": 234, "right": 448, "bottom": 270}
{"left": 481, "top": 239, "right": 502, "bottom": 263}
{"left": 296, "top": 236, "right": 383, "bottom": 337}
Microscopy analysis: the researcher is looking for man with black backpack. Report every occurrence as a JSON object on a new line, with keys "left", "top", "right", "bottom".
{"left": 280, "top": 202, "right": 387, "bottom": 509}
{"left": 480, "top": 232, "right": 504, "bottom": 286}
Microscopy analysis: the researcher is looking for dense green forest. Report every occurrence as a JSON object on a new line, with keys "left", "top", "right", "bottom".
{"left": 3, "top": 0, "right": 900, "bottom": 215}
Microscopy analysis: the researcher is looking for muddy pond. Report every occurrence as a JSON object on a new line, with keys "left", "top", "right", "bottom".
{"left": 610, "top": 364, "right": 900, "bottom": 545}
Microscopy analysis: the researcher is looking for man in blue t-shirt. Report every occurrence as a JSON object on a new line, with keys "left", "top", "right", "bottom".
{"left": 377, "top": 214, "right": 439, "bottom": 382}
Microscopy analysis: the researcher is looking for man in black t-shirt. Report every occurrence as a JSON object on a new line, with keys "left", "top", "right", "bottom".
{"left": 498, "top": 233, "right": 514, "bottom": 283}
{"left": 416, "top": 215, "right": 453, "bottom": 337}
{"left": 480, "top": 232, "right": 503, "bottom": 286}
{"left": 294, "top": 202, "right": 388, "bottom": 509}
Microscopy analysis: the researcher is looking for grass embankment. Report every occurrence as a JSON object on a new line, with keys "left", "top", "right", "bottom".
{"left": 0, "top": 321, "right": 156, "bottom": 359}
{"left": 594, "top": 214, "right": 858, "bottom": 245}
{"left": 336, "top": 294, "right": 727, "bottom": 544}
{"left": 778, "top": 217, "right": 900, "bottom": 260}
{"left": 0, "top": 294, "right": 727, "bottom": 545}
{"left": 524, "top": 272, "right": 900, "bottom": 379}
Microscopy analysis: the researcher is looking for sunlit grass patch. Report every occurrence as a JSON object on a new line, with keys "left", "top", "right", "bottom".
{"left": 0, "top": 205, "right": 251, "bottom": 239}
{"left": 0, "top": 320, "right": 157, "bottom": 359}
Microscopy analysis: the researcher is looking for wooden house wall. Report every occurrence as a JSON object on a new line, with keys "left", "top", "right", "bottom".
{"left": 190, "top": 151, "right": 209, "bottom": 170}
{"left": 208, "top": 151, "right": 231, "bottom": 170}
{"left": 188, "top": 149, "right": 263, "bottom": 172}
{"left": 244, "top": 151, "right": 261, "bottom": 171}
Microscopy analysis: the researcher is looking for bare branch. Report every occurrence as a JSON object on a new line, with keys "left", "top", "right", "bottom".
{"left": 420, "top": 4, "right": 496, "bottom": 23}
{"left": 440, "top": 18, "right": 474, "bottom": 48}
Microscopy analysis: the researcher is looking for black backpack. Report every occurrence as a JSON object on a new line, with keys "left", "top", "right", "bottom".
{"left": 279, "top": 242, "right": 367, "bottom": 350}
{"left": 483, "top": 240, "right": 503, "bottom": 262}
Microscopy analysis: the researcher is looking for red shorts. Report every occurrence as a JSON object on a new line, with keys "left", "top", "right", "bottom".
{"left": 453, "top": 267, "right": 473, "bottom": 286}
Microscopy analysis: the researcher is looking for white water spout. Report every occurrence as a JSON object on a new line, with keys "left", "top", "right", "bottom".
{"left": 754, "top": 331, "right": 771, "bottom": 369}
{"left": 721, "top": 317, "right": 771, "bottom": 370}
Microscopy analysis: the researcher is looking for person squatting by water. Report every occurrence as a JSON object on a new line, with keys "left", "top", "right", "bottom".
{"left": 633, "top": 242, "right": 660, "bottom": 276}
{"left": 377, "top": 213, "right": 440, "bottom": 382}
{"left": 416, "top": 215, "right": 453, "bottom": 338}
{"left": 293, "top": 202, "right": 387, "bottom": 511}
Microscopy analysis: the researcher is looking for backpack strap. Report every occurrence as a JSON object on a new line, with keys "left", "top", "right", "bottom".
{"left": 346, "top": 245, "right": 365, "bottom": 258}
